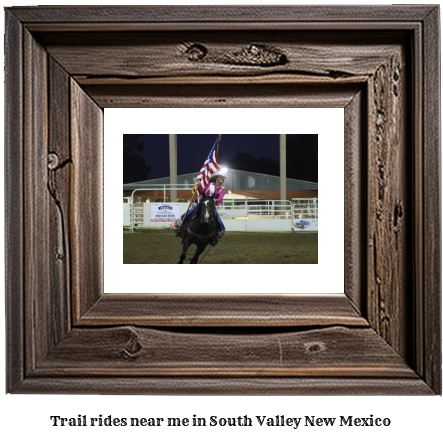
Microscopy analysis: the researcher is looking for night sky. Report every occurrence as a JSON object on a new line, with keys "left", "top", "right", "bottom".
{"left": 123, "top": 134, "right": 317, "bottom": 183}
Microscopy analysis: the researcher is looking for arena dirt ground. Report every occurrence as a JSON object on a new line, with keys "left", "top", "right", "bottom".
{"left": 124, "top": 229, "right": 318, "bottom": 264}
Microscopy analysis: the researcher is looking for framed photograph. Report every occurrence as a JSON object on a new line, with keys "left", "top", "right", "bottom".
{"left": 5, "top": 5, "right": 440, "bottom": 394}
{"left": 118, "top": 128, "right": 322, "bottom": 266}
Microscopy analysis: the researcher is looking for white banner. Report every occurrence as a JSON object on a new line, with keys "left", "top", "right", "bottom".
{"left": 293, "top": 218, "right": 318, "bottom": 231}
{"left": 123, "top": 203, "right": 131, "bottom": 227}
{"left": 150, "top": 203, "right": 180, "bottom": 222}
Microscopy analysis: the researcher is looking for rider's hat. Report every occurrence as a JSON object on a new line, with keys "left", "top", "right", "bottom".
{"left": 210, "top": 167, "right": 228, "bottom": 181}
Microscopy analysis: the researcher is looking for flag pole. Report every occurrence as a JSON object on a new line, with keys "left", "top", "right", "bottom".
{"left": 216, "top": 134, "right": 222, "bottom": 154}
{"left": 178, "top": 134, "right": 222, "bottom": 232}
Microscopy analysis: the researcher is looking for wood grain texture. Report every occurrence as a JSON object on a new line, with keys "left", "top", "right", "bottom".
{"left": 17, "top": 377, "right": 433, "bottom": 396}
{"left": 366, "top": 50, "right": 410, "bottom": 358}
{"left": 36, "top": 326, "right": 415, "bottom": 378}
{"left": 13, "top": 377, "right": 434, "bottom": 396}
{"left": 8, "top": 5, "right": 436, "bottom": 23}
{"left": 5, "top": 10, "right": 24, "bottom": 393}
{"left": 4, "top": 5, "right": 441, "bottom": 394}
{"left": 422, "top": 6, "right": 441, "bottom": 394}
{"left": 23, "top": 29, "right": 50, "bottom": 371}
{"left": 48, "top": 58, "right": 72, "bottom": 346}
{"left": 411, "top": 13, "right": 425, "bottom": 383}
{"left": 41, "top": 31, "right": 401, "bottom": 79}
{"left": 79, "top": 294, "right": 367, "bottom": 327}
{"left": 81, "top": 83, "right": 360, "bottom": 109}
{"left": 344, "top": 90, "right": 366, "bottom": 314}
{"left": 70, "top": 80, "right": 104, "bottom": 320}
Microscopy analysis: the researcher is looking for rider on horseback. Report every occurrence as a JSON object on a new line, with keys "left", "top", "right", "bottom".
{"left": 172, "top": 169, "right": 228, "bottom": 244}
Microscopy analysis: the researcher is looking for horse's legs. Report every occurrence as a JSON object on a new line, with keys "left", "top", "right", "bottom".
{"left": 190, "top": 242, "right": 206, "bottom": 264}
{"left": 177, "top": 238, "right": 190, "bottom": 264}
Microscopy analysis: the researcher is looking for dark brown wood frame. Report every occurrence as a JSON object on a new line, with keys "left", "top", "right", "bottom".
{"left": 5, "top": 6, "right": 441, "bottom": 394}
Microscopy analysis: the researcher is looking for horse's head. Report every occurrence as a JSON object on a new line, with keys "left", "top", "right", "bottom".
{"left": 199, "top": 194, "right": 215, "bottom": 224}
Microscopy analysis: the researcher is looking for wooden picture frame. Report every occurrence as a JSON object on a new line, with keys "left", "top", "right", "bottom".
{"left": 5, "top": 5, "right": 441, "bottom": 394}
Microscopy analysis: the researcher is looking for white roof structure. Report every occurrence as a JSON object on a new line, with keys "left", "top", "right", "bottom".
{"left": 124, "top": 168, "right": 317, "bottom": 192}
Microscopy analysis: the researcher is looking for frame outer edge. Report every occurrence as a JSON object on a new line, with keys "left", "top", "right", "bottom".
{"left": 11, "top": 377, "right": 435, "bottom": 396}
{"left": 423, "top": 6, "right": 441, "bottom": 395}
{"left": 6, "top": 5, "right": 437, "bottom": 23}
{"left": 5, "top": 11, "right": 24, "bottom": 392}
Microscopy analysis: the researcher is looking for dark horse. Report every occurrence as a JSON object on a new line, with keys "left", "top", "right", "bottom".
{"left": 177, "top": 194, "right": 217, "bottom": 264}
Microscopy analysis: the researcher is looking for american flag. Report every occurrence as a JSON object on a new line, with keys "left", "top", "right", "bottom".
{"left": 192, "top": 135, "right": 222, "bottom": 193}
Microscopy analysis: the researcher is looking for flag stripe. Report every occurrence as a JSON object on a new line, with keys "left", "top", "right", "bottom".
{"left": 192, "top": 136, "right": 222, "bottom": 193}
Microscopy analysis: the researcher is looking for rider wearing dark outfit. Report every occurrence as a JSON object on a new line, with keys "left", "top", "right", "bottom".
{"left": 172, "top": 169, "right": 228, "bottom": 243}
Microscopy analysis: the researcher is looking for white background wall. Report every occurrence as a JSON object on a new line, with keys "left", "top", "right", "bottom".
{"left": 108, "top": 108, "right": 343, "bottom": 294}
